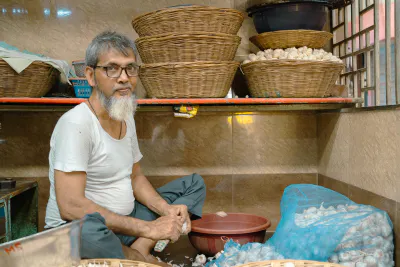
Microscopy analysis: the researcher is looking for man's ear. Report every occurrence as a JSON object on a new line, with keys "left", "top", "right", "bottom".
{"left": 85, "top": 66, "right": 96, "bottom": 87}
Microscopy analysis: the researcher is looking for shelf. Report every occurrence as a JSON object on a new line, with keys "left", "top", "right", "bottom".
{"left": 0, "top": 97, "right": 361, "bottom": 105}
{"left": 0, "top": 97, "right": 362, "bottom": 112}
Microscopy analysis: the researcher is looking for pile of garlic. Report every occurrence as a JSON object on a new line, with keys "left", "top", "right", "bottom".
{"left": 242, "top": 47, "right": 342, "bottom": 64}
{"left": 295, "top": 204, "right": 394, "bottom": 267}
{"left": 208, "top": 243, "right": 284, "bottom": 267}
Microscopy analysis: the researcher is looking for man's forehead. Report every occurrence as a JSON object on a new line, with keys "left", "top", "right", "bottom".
{"left": 97, "top": 48, "right": 136, "bottom": 65}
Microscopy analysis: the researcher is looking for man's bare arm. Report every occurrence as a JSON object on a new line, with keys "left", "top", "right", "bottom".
{"left": 55, "top": 170, "right": 182, "bottom": 241}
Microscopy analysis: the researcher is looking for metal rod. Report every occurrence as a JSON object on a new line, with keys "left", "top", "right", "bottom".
{"left": 333, "top": 25, "right": 375, "bottom": 47}
{"left": 332, "top": 22, "right": 345, "bottom": 32}
{"left": 360, "top": 3, "right": 375, "bottom": 15}
{"left": 340, "top": 68, "right": 368, "bottom": 76}
{"left": 395, "top": 0, "right": 400, "bottom": 104}
{"left": 361, "top": 86, "right": 377, "bottom": 92}
{"left": 375, "top": 0, "right": 381, "bottom": 106}
{"left": 353, "top": 0, "right": 359, "bottom": 100}
{"left": 385, "top": 0, "right": 392, "bottom": 105}
{"left": 339, "top": 45, "right": 374, "bottom": 58}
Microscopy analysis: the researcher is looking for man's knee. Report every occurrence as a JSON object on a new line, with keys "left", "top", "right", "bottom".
{"left": 80, "top": 212, "right": 125, "bottom": 259}
{"left": 192, "top": 173, "right": 206, "bottom": 197}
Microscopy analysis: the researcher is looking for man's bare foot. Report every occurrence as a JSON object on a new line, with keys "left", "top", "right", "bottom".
{"left": 146, "top": 254, "right": 170, "bottom": 267}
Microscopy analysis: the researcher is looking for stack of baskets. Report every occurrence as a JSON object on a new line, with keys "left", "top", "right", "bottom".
{"left": 132, "top": 5, "right": 244, "bottom": 98}
{"left": 241, "top": 29, "right": 344, "bottom": 98}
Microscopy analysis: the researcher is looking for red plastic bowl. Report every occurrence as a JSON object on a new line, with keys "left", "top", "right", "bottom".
{"left": 188, "top": 213, "right": 271, "bottom": 256}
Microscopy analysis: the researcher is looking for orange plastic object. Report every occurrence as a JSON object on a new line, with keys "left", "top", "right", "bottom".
{"left": 189, "top": 213, "right": 271, "bottom": 256}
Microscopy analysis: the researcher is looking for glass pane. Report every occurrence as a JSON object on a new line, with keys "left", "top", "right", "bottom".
{"left": 345, "top": 56, "right": 353, "bottom": 72}
{"left": 347, "top": 75, "right": 354, "bottom": 97}
{"left": 360, "top": 0, "right": 365, "bottom": 11}
{"left": 334, "top": 46, "right": 340, "bottom": 57}
{"left": 333, "top": 25, "right": 345, "bottom": 44}
{"left": 360, "top": 33, "right": 366, "bottom": 49}
{"left": 345, "top": 5, "right": 352, "bottom": 37}
{"left": 361, "top": 9, "right": 374, "bottom": 31}
{"left": 340, "top": 43, "right": 346, "bottom": 57}
{"left": 332, "top": 9, "right": 338, "bottom": 27}
{"left": 346, "top": 41, "right": 353, "bottom": 55}
{"left": 339, "top": 8, "right": 345, "bottom": 23}
{"left": 355, "top": 36, "right": 360, "bottom": 51}
{"left": 370, "top": 29, "right": 375, "bottom": 45}
{"left": 361, "top": 71, "right": 367, "bottom": 88}
{"left": 367, "top": 90, "right": 375, "bottom": 106}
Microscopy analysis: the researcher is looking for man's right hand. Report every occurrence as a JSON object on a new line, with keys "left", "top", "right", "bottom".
{"left": 147, "top": 215, "right": 183, "bottom": 242}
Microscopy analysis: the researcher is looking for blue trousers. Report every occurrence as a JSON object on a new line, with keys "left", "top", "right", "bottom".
{"left": 79, "top": 173, "right": 206, "bottom": 259}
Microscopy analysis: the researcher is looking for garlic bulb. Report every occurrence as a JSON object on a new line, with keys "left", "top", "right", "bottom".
{"left": 248, "top": 54, "right": 257, "bottom": 62}
{"left": 194, "top": 254, "right": 207, "bottom": 265}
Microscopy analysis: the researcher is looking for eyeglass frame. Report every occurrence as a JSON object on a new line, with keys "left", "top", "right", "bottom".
{"left": 91, "top": 63, "right": 140, "bottom": 78}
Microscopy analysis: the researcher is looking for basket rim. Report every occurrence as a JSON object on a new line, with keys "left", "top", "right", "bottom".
{"left": 136, "top": 31, "right": 242, "bottom": 43}
{"left": 250, "top": 29, "right": 333, "bottom": 40}
{"left": 140, "top": 61, "right": 240, "bottom": 69}
{"left": 235, "top": 259, "right": 346, "bottom": 267}
{"left": 132, "top": 5, "right": 244, "bottom": 26}
{"left": 241, "top": 59, "right": 344, "bottom": 67}
{"left": 191, "top": 212, "right": 271, "bottom": 234}
{"left": 79, "top": 259, "right": 160, "bottom": 267}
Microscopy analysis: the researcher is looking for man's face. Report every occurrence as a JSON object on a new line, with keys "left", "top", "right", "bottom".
{"left": 87, "top": 48, "right": 138, "bottom": 97}
{"left": 85, "top": 48, "right": 139, "bottom": 121}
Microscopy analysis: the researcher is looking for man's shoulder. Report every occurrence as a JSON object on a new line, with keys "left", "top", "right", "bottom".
{"left": 58, "top": 103, "right": 93, "bottom": 126}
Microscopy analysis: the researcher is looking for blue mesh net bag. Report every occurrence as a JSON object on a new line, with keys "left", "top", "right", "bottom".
{"left": 208, "top": 184, "right": 394, "bottom": 267}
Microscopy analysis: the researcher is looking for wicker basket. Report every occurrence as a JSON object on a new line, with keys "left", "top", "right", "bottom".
{"left": 136, "top": 32, "right": 241, "bottom": 63}
{"left": 250, "top": 30, "right": 333, "bottom": 50}
{"left": 236, "top": 260, "right": 346, "bottom": 267}
{"left": 72, "top": 60, "right": 86, "bottom": 77}
{"left": 241, "top": 59, "right": 344, "bottom": 98}
{"left": 139, "top": 61, "right": 239, "bottom": 98}
{"left": 79, "top": 259, "right": 160, "bottom": 267}
{"left": 0, "top": 59, "right": 59, "bottom": 97}
{"left": 132, "top": 5, "right": 244, "bottom": 37}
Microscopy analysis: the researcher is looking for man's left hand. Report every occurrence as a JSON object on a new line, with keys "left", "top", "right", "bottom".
{"left": 163, "top": 205, "right": 191, "bottom": 235}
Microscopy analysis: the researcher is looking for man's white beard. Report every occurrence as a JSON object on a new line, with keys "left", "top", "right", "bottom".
{"left": 98, "top": 88, "right": 138, "bottom": 121}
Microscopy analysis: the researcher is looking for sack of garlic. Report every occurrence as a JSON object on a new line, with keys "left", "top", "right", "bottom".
{"left": 267, "top": 184, "right": 394, "bottom": 267}
{"left": 242, "top": 46, "right": 343, "bottom": 64}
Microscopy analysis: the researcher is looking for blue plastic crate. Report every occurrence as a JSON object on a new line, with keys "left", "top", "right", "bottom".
{"left": 69, "top": 78, "right": 92, "bottom": 98}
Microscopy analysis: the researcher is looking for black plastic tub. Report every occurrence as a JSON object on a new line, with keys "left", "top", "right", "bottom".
{"left": 247, "top": 1, "right": 330, "bottom": 33}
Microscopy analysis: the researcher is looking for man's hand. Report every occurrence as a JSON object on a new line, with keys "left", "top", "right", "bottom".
{"left": 148, "top": 215, "right": 183, "bottom": 242}
{"left": 162, "top": 205, "right": 191, "bottom": 235}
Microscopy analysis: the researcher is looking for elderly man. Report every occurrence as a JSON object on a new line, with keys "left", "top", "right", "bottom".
{"left": 45, "top": 31, "right": 206, "bottom": 265}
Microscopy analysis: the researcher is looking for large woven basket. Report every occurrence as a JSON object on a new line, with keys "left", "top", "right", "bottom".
{"left": 136, "top": 32, "right": 241, "bottom": 63}
{"left": 250, "top": 30, "right": 333, "bottom": 50}
{"left": 241, "top": 60, "right": 344, "bottom": 98}
{"left": 236, "top": 260, "right": 346, "bottom": 267}
{"left": 132, "top": 5, "right": 244, "bottom": 36}
{"left": 139, "top": 61, "right": 239, "bottom": 98}
{"left": 0, "top": 59, "right": 59, "bottom": 97}
{"left": 79, "top": 259, "right": 160, "bottom": 267}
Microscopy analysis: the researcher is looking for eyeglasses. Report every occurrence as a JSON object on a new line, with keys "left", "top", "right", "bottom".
{"left": 93, "top": 64, "right": 139, "bottom": 78}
